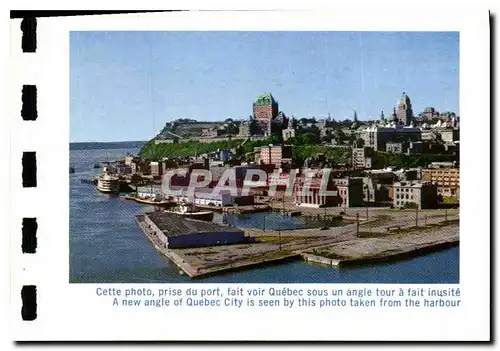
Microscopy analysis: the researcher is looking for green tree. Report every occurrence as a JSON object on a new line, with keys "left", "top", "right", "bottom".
{"left": 300, "top": 132, "right": 319, "bottom": 145}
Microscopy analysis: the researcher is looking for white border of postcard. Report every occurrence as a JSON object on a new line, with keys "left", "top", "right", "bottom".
{"left": 9, "top": 8, "right": 490, "bottom": 341}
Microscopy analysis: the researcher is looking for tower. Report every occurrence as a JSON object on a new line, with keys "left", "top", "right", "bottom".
{"left": 252, "top": 93, "right": 279, "bottom": 135}
{"left": 396, "top": 92, "right": 414, "bottom": 126}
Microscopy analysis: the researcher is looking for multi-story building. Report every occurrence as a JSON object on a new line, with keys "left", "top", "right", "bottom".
{"left": 352, "top": 146, "right": 375, "bottom": 169}
{"left": 396, "top": 92, "right": 414, "bottom": 126}
{"left": 258, "top": 144, "right": 292, "bottom": 167}
{"left": 406, "top": 141, "right": 430, "bottom": 155}
{"left": 393, "top": 181, "right": 438, "bottom": 209}
{"left": 331, "top": 177, "right": 364, "bottom": 208}
{"left": 282, "top": 127, "right": 296, "bottom": 141}
{"left": 362, "top": 174, "right": 396, "bottom": 204}
{"left": 252, "top": 93, "right": 279, "bottom": 135}
{"left": 434, "top": 127, "right": 460, "bottom": 143}
{"left": 386, "top": 142, "right": 407, "bottom": 154}
{"left": 150, "top": 161, "right": 163, "bottom": 178}
{"left": 293, "top": 176, "right": 340, "bottom": 208}
{"left": 358, "top": 125, "right": 421, "bottom": 151}
{"left": 208, "top": 149, "right": 232, "bottom": 162}
{"left": 422, "top": 167, "right": 460, "bottom": 201}
{"left": 131, "top": 159, "right": 151, "bottom": 175}
{"left": 421, "top": 107, "right": 440, "bottom": 120}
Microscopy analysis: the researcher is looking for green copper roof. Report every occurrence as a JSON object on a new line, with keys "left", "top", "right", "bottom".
{"left": 254, "top": 93, "right": 277, "bottom": 106}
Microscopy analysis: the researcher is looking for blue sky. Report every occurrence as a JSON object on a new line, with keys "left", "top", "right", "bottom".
{"left": 70, "top": 31, "right": 459, "bottom": 142}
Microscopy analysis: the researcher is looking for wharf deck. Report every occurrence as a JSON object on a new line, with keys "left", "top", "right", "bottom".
{"left": 300, "top": 226, "right": 458, "bottom": 267}
{"left": 136, "top": 209, "right": 459, "bottom": 278}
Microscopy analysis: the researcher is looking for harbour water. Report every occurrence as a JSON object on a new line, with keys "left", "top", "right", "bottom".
{"left": 70, "top": 143, "right": 459, "bottom": 284}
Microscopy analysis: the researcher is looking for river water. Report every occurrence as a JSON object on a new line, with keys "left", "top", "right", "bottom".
{"left": 69, "top": 145, "right": 459, "bottom": 284}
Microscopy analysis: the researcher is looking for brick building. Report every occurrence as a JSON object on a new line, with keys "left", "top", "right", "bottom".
{"left": 252, "top": 93, "right": 279, "bottom": 135}
{"left": 422, "top": 167, "right": 460, "bottom": 201}
{"left": 258, "top": 144, "right": 292, "bottom": 167}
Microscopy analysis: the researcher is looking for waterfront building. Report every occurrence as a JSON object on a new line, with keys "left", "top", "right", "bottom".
{"left": 137, "top": 185, "right": 163, "bottom": 198}
{"left": 392, "top": 181, "right": 438, "bottom": 209}
{"left": 422, "top": 167, "right": 460, "bottom": 201}
{"left": 150, "top": 161, "right": 163, "bottom": 178}
{"left": 362, "top": 173, "right": 397, "bottom": 204}
{"left": 396, "top": 92, "right": 414, "bottom": 126}
{"left": 131, "top": 159, "right": 151, "bottom": 175}
{"left": 293, "top": 175, "right": 340, "bottom": 208}
{"left": 142, "top": 212, "right": 246, "bottom": 249}
{"left": 331, "top": 177, "right": 364, "bottom": 208}
{"left": 164, "top": 186, "right": 256, "bottom": 207}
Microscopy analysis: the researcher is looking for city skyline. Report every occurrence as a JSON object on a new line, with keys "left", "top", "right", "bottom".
{"left": 70, "top": 31, "right": 459, "bottom": 142}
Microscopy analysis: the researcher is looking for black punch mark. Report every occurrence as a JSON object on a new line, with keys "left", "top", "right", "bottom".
{"left": 21, "top": 85, "right": 37, "bottom": 121}
{"left": 21, "top": 286, "right": 37, "bottom": 321}
{"left": 20, "top": 18, "right": 36, "bottom": 52}
{"left": 22, "top": 152, "right": 37, "bottom": 187}
{"left": 22, "top": 218, "right": 37, "bottom": 253}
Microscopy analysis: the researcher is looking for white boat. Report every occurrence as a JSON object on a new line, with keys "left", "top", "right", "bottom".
{"left": 165, "top": 200, "right": 214, "bottom": 222}
{"left": 97, "top": 167, "right": 120, "bottom": 194}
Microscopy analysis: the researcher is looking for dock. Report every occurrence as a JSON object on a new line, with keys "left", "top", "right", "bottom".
{"left": 136, "top": 213, "right": 297, "bottom": 278}
{"left": 135, "top": 208, "right": 459, "bottom": 279}
{"left": 300, "top": 228, "right": 458, "bottom": 267}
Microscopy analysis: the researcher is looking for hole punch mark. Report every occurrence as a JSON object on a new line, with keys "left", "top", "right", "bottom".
{"left": 22, "top": 152, "right": 37, "bottom": 188}
{"left": 22, "top": 218, "right": 37, "bottom": 254}
{"left": 22, "top": 85, "right": 37, "bottom": 121}
{"left": 21, "top": 18, "right": 37, "bottom": 52}
{"left": 21, "top": 286, "right": 37, "bottom": 321}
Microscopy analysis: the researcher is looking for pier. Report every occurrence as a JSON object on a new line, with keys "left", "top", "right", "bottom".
{"left": 135, "top": 207, "right": 459, "bottom": 279}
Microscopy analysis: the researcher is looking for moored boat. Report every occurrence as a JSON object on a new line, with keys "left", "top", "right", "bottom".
{"left": 97, "top": 167, "right": 120, "bottom": 194}
{"left": 70, "top": 166, "right": 75, "bottom": 173}
{"left": 164, "top": 200, "right": 214, "bottom": 222}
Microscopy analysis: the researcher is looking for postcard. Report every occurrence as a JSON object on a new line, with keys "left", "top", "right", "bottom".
{"left": 9, "top": 8, "right": 490, "bottom": 342}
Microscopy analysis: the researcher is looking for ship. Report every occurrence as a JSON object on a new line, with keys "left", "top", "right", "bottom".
{"left": 97, "top": 166, "right": 120, "bottom": 194}
{"left": 164, "top": 200, "right": 214, "bottom": 222}
{"left": 128, "top": 193, "right": 173, "bottom": 207}
{"left": 69, "top": 166, "right": 75, "bottom": 174}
